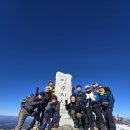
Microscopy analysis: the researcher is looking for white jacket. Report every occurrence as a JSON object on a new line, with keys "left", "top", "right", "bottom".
{"left": 86, "top": 91, "right": 96, "bottom": 101}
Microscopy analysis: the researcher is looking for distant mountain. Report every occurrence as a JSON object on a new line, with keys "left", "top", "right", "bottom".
{"left": 0, "top": 115, "right": 31, "bottom": 129}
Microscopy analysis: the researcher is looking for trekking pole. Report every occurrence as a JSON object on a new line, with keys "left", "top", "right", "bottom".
{"left": 35, "top": 87, "right": 39, "bottom": 97}
{"left": 100, "top": 108, "right": 108, "bottom": 130}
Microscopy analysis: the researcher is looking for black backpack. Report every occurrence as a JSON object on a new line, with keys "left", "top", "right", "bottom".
{"left": 21, "top": 94, "right": 34, "bottom": 107}
{"left": 104, "top": 87, "right": 115, "bottom": 103}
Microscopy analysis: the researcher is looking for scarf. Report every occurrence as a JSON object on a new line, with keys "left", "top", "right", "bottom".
{"left": 98, "top": 89, "right": 105, "bottom": 95}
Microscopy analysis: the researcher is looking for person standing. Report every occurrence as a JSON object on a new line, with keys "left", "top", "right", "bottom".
{"left": 39, "top": 86, "right": 52, "bottom": 125}
{"left": 86, "top": 85, "right": 106, "bottom": 130}
{"left": 15, "top": 92, "right": 45, "bottom": 130}
{"left": 75, "top": 85, "right": 86, "bottom": 103}
{"left": 27, "top": 87, "right": 51, "bottom": 130}
{"left": 48, "top": 80, "right": 55, "bottom": 96}
{"left": 98, "top": 85, "right": 116, "bottom": 130}
{"left": 91, "top": 82, "right": 99, "bottom": 92}
{"left": 84, "top": 85, "right": 95, "bottom": 130}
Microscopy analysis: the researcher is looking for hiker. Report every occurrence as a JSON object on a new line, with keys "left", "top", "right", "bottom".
{"left": 40, "top": 86, "right": 52, "bottom": 125}
{"left": 98, "top": 85, "right": 116, "bottom": 130}
{"left": 65, "top": 95, "right": 85, "bottom": 129}
{"left": 15, "top": 92, "right": 45, "bottom": 130}
{"left": 84, "top": 85, "right": 95, "bottom": 130}
{"left": 27, "top": 87, "right": 51, "bottom": 130}
{"left": 85, "top": 85, "right": 106, "bottom": 130}
{"left": 75, "top": 85, "right": 86, "bottom": 103}
{"left": 40, "top": 95, "right": 60, "bottom": 130}
{"left": 91, "top": 82, "right": 99, "bottom": 92}
{"left": 48, "top": 80, "right": 55, "bottom": 96}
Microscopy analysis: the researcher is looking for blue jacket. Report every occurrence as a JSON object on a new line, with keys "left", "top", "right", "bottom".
{"left": 99, "top": 91, "right": 114, "bottom": 109}
{"left": 44, "top": 101, "right": 60, "bottom": 113}
{"left": 92, "top": 92, "right": 100, "bottom": 103}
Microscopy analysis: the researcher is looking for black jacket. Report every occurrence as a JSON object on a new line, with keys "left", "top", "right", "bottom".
{"left": 75, "top": 91, "right": 86, "bottom": 103}
{"left": 44, "top": 92, "right": 51, "bottom": 106}
{"left": 66, "top": 101, "right": 84, "bottom": 113}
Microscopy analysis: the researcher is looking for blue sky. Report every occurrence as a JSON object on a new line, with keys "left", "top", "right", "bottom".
{"left": 0, "top": 0, "right": 130, "bottom": 117}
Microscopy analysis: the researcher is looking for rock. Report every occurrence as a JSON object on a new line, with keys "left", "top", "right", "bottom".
{"left": 61, "top": 124, "right": 73, "bottom": 130}
{"left": 52, "top": 124, "right": 79, "bottom": 130}
{"left": 55, "top": 72, "right": 73, "bottom": 126}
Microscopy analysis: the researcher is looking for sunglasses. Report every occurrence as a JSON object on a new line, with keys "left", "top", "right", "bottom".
{"left": 98, "top": 87, "right": 103, "bottom": 89}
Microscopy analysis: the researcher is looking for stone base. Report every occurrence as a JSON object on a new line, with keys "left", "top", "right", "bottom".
{"left": 52, "top": 124, "right": 79, "bottom": 130}
{"left": 59, "top": 118, "right": 74, "bottom": 127}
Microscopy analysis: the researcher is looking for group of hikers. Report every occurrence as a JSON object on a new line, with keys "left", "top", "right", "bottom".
{"left": 15, "top": 80, "right": 116, "bottom": 130}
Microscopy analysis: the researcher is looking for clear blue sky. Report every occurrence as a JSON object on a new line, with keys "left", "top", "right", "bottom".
{"left": 0, "top": 0, "right": 130, "bottom": 117}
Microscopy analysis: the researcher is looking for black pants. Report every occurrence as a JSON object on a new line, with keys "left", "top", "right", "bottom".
{"left": 28, "top": 106, "right": 46, "bottom": 129}
{"left": 40, "top": 110, "right": 45, "bottom": 125}
{"left": 92, "top": 107, "right": 106, "bottom": 130}
{"left": 85, "top": 107, "right": 94, "bottom": 130}
{"left": 102, "top": 107, "right": 116, "bottom": 130}
{"left": 70, "top": 110, "right": 84, "bottom": 128}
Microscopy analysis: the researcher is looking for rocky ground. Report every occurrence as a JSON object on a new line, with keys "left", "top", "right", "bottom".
{"left": 0, "top": 124, "right": 130, "bottom": 130}
{"left": 2, "top": 124, "right": 129, "bottom": 130}
{"left": 116, "top": 124, "right": 130, "bottom": 130}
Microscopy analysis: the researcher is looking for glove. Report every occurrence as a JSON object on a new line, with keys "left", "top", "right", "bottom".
{"left": 39, "top": 100, "right": 44, "bottom": 105}
{"left": 65, "top": 100, "right": 68, "bottom": 105}
{"left": 87, "top": 98, "right": 92, "bottom": 102}
{"left": 104, "top": 107, "right": 112, "bottom": 113}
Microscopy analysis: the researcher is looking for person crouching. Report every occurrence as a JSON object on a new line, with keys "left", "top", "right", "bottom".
{"left": 40, "top": 95, "right": 60, "bottom": 130}
{"left": 65, "top": 95, "right": 85, "bottom": 128}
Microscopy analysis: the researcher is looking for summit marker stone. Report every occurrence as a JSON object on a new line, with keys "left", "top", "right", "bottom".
{"left": 55, "top": 72, "right": 74, "bottom": 126}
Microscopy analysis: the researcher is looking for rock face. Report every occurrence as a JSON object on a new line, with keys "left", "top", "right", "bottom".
{"left": 55, "top": 72, "right": 74, "bottom": 126}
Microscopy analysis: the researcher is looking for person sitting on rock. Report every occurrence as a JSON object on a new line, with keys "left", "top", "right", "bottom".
{"left": 40, "top": 95, "right": 60, "bottom": 130}
{"left": 65, "top": 95, "right": 85, "bottom": 129}
{"left": 15, "top": 92, "right": 45, "bottom": 130}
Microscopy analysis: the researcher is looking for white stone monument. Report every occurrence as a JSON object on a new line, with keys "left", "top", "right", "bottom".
{"left": 55, "top": 72, "right": 74, "bottom": 126}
